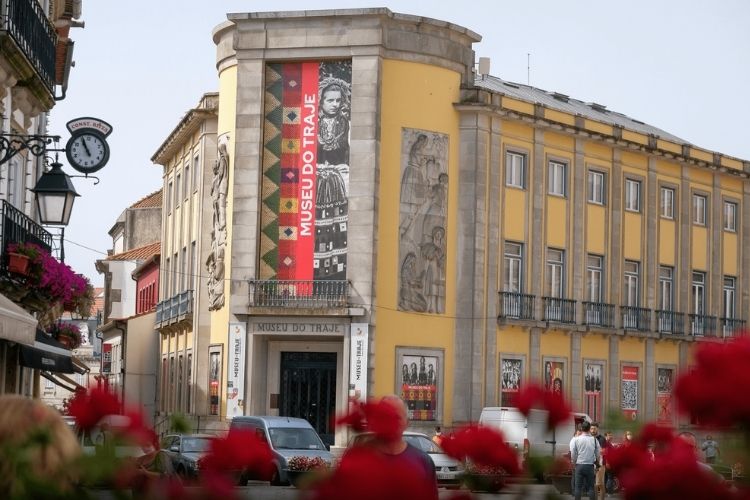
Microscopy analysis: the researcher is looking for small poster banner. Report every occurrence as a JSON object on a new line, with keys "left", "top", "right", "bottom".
{"left": 227, "top": 323, "right": 246, "bottom": 418}
{"left": 656, "top": 367, "right": 674, "bottom": 424}
{"left": 621, "top": 365, "right": 639, "bottom": 421}
{"left": 349, "top": 323, "right": 368, "bottom": 402}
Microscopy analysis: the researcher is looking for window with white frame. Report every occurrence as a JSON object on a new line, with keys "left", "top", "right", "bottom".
{"left": 167, "top": 181, "right": 173, "bottom": 214}
{"left": 625, "top": 179, "right": 641, "bottom": 212}
{"left": 660, "top": 187, "right": 674, "bottom": 219}
{"left": 692, "top": 271, "right": 705, "bottom": 315}
{"left": 546, "top": 249, "right": 565, "bottom": 298}
{"left": 548, "top": 161, "right": 566, "bottom": 196}
{"left": 7, "top": 157, "right": 24, "bottom": 208}
{"left": 587, "top": 171, "right": 605, "bottom": 205}
{"left": 724, "top": 201, "right": 737, "bottom": 232}
{"left": 586, "top": 254, "right": 603, "bottom": 302}
{"left": 724, "top": 276, "right": 736, "bottom": 320}
{"left": 175, "top": 173, "right": 181, "bottom": 209}
{"left": 503, "top": 242, "right": 523, "bottom": 292}
{"left": 693, "top": 194, "right": 707, "bottom": 225}
{"left": 659, "top": 266, "right": 673, "bottom": 311}
{"left": 184, "top": 163, "right": 190, "bottom": 201}
{"left": 193, "top": 155, "right": 200, "bottom": 192}
{"left": 624, "top": 261, "right": 639, "bottom": 307}
{"left": 505, "top": 151, "right": 526, "bottom": 188}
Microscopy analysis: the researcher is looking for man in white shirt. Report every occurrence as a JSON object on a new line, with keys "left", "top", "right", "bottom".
{"left": 570, "top": 421, "right": 600, "bottom": 500}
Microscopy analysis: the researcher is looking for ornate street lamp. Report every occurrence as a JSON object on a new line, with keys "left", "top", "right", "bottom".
{"left": 32, "top": 161, "right": 79, "bottom": 226}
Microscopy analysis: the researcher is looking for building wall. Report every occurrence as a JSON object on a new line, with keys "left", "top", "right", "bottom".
{"left": 108, "top": 260, "right": 137, "bottom": 319}
{"left": 136, "top": 262, "right": 159, "bottom": 314}
{"left": 125, "top": 312, "right": 158, "bottom": 423}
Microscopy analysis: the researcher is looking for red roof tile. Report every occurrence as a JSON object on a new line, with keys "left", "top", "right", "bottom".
{"left": 130, "top": 189, "right": 162, "bottom": 209}
{"left": 106, "top": 241, "right": 161, "bottom": 261}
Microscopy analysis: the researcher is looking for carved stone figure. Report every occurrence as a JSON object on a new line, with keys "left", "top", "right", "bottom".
{"left": 206, "top": 137, "right": 229, "bottom": 310}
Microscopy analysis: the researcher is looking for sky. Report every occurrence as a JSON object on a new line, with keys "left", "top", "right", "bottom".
{"left": 49, "top": 0, "right": 750, "bottom": 286}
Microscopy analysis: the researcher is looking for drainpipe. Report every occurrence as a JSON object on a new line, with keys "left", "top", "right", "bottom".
{"left": 112, "top": 320, "right": 126, "bottom": 409}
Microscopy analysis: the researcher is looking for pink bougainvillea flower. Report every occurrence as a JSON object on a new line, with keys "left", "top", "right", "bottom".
{"left": 440, "top": 425, "right": 520, "bottom": 475}
{"left": 67, "top": 386, "right": 121, "bottom": 431}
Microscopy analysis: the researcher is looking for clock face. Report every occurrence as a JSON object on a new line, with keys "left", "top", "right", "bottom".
{"left": 66, "top": 133, "right": 109, "bottom": 173}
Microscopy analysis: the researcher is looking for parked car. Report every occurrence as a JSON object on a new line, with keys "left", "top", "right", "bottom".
{"left": 161, "top": 434, "right": 214, "bottom": 478}
{"left": 349, "top": 431, "right": 465, "bottom": 488}
{"left": 229, "top": 416, "right": 333, "bottom": 485}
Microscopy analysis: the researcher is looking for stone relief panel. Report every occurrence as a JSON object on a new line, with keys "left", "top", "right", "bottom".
{"left": 398, "top": 128, "right": 448, "bottom": 314}
{"left": 206, "top": 133, "right": 229, "bottom": 310}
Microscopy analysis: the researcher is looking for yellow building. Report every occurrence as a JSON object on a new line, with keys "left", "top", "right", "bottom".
{"left": 156, "top": 9, "right": 747, "bottom": 444}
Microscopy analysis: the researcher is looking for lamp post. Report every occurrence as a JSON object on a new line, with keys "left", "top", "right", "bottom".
{"left": 31, "top": 161, "right": 79, "bottom": 262}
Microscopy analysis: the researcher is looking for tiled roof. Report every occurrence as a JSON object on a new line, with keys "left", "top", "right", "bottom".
{"left": 474, "top": 75, "right": 687, "bottom": 144}
{"left": 130, "top": 189, "right": 162, "bottom": 209}
{"left": 106, "top": 241, "right": 161, "bottom": 262}
{"left": 93, "top": 287, "right": 105, "bottom": 315}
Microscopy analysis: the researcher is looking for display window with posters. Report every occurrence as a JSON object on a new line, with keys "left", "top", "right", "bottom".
{"left": 208, "top": 345, "right": 223, "bottom": 416}
{"left": 656, "top": 365, "right": 675, "bottom": 424}
{"left": 499, "top": 355, "right": 525, "bottom": 407}
{"left": 395, "top": 347, "right": 444, "bottom": 422}
{"left": 621, "top": 364, "right": 640, "bottom": 421}
{"left": 583, "top": 360, "right": 605, "bottom": 423}
{"left": 542, "top": 357, "right": 566, "bottom": 397}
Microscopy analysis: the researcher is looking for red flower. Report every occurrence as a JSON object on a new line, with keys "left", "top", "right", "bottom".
{"left": 113, "top": 408, "right": 158, "bottom": 449}
{"left": 67, "top": 386, "right": 121, "bottom": 431}
{"left": 515, "top": 383, "right": 571, "bottom": 430}
{"left": 198, "top": 429, "right": 274, "bottom": 496}
{"left": 311, "top": 445, "right": 436, "bottom": 500}
{"left": 336, "top": 398, "right": 403, "bottom": 442}
{"left": 441, "top": 425, "right": 520, "bottom": 475}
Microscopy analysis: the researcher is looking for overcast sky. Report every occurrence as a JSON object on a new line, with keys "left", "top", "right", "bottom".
{"left": 49, "top": 0, "right": 750, "bottom": 286}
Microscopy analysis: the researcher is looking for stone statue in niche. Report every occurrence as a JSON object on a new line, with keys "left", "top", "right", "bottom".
{"left": 398, "top": 128, "right": 448, "bottom": 314}
{"left": 206, "top": 136, "right": 229, "bottom": 310}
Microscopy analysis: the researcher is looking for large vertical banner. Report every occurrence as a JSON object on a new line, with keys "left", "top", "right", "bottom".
{"left": 656, "top": 367, "right": 674, "bottom": 424}
{"left": 400, "top": 354, "right": 438, "bottom": 421}
{"left": 259, "top": 60, "right": 352, "bottom": 282}
{"left": 543, "top": 359, "right": 565, "bottom": 396}
{"left": 621, "top": 365, "right": 639, "bottom": 421}
{"left": 208, "top": 347, "right": 222, "bottom": 416}
{"left": 227, "top": 323, "right": 246, "bottom": 418}
{"left": 349, "top": 323, "right": 369, "bottom": 402}
{"left": 102, "top": 343, "right": 112, "bottom": 374}
{"left": 584, "top": 363, "right": 603, "bottom": 423}
{"left": 500, "top": 358, "right": 522, "bottom": 406}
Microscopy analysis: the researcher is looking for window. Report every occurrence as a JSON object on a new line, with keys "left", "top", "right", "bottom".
{"left": 186, "top": 352, "right": 193, "bottom": 413}
{"left": 548, "top": 161, "right": 566, "bottom": 196}
{"left": 173, "top": 252, "right": 178, "bottom": 297}
{"left": 625, "top": 179, "right": 640, "bottom": 212}
{"left": 181, "top": 247, "right": 188, "bottom": 292}
{"left": 505, "top": 151, "right": 526, "bottom": 188}
{"left": 184, "top": 163, "right": 190, "bottom": 200}
{"left": 177, "top": 355, "right": 184, "bottom": 412}
{"left": 167, "top": 181, "right": 173, "bottom": 213}
{"left": 660, "top": 187, "right": 674, "bottom": 219}
{"left": 190, "top": 242, "right": 196, "bottom": 292}
{"left": 659, "top": 266, "right": 673, "bottom": 311}
{"left": 175, "top": 174, "right": 181, "bottom": 208}
{"left": 587, "top": 171, "right": 605, "bottom": 205}
{"left": 503, "top": 242, "right": 523, "bottom": 292}
{"left": 724, "top": 277, "right": 736, "bottom": 319}
{"left": 692, "top": 272, "right": 705, "bottom": 315}
{"left": 724, "top": 201, "right": 737, "bottom": 232}
{"left": 164, "top": 258, "right": 171, "bottom": 299}
{"left": 193, "top": 155, "right": 200, "bottom": 192}
{"left": 693, "top": 195, "right": 707, "bottom": 225}
{"left": 586, "top": 255, "right": 603, "bottom": 302}
{"left": 8, "top": 157, "right": 24, "bottom": 208}
{"left": 624, "top": 261, "right": 639, "bottom": 307}
{"left": 546, "top": 249, "right": 565, "bottom": 298}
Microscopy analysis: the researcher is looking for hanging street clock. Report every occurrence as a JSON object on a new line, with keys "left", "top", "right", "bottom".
{"left": 65, "top": 117, "right": 113, "bottom": 174}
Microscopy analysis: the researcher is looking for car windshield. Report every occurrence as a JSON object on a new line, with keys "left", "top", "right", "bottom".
{"left": 182, "top": 437, "right": 211, "bottom": 453}
{"left": 268, "top": 427, "right": 325, "bottom": 450}
{"left": 404, "top": 435, "right": 443, "bottom": 454}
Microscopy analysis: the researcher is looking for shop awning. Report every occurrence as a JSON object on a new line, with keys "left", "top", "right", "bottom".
{"left": 19, "top": 329, "right": 74, "bottom": 373}
{"left": 40, "top": 371, "right": 81, "bottom": 392}
{"left": 0, "top": 292, "right": 37, "bottom": 345}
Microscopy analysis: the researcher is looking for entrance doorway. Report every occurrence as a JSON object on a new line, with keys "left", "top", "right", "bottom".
{"left": 279, "top": 351, "right": 337, "bottom": 446}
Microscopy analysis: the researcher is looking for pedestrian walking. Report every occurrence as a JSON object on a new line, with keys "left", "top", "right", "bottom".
{"left": 570, "top": 421, "right": 600, "bottom": 500}
{"left": 702, "top": 435, "right": 720, "bottom": 464}
{"left": 591, "top": 423, "right": 608, "bottom": 500}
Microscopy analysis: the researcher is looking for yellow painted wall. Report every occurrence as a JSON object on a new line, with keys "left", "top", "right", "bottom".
{"left": 586, "top": 205, "right": 606, "bottom": 254}
{"left": 690, "top": 169, "right": 713, "bottom": 187}
{"left": 540, "top": 331, "right": 570, "bottom": 358}
{"left": 619, "top": 338, "right": 645, "bottom": 362}
{"left": 580, "top": 336, "right": 609, "bottom": 360}
{"left": 621, "top": 152, "right": 647, "bottom": 170}
{"left": 503, "top": 189, "right": 526, "bottom": 241}
{"left": 657, "top": 140, "right": 682, "bottom": 155}
{"left": 654, "top": 342, "right": 679, "bottom": 366}
{"left": 377, "top": 59, "right": 460, "bottom": 422}
{"left": 623, "top": 213, "right": 642, "bottom": 260}
{"left": 545, "top": 133, "right": 574, "bottom": 152}
{"left": 691, "top": 148, "right": 713, "bottom": 163}
{"left": 622, "top": 130, "right": 647, "bottom": 146}
{"left": 722, "top": 177, "right": 743, "bottom": 192}
{"left": 724, "top": 232, "right": 738, "bottom": 276}
{"left": 655, "top": 161, "right": 681, "bottom": 178}
{"left": 502, "top": 97, "right": 534, "bottom": 116}
{"left": 583, "top": 120, "right": 612, "bottom": 136}
{"left": 692, "top": 227, "right": 707, "bottom": 270}
{"left": 502, "top": 122, "right": 534, "bottom": 143}
{"left": 545, "top": 109, "right": 576, "bottom": 126}
{"left": 584, "top": 143, "right": 611, "bottom": 161}
{"left": 659, "top": 220, "right": 676, "bottom": 266}
{"left": 547, "top": 197, "right": 567, "bottom": 247}
{"left": 497, "top": 326, "right": 529, "bottom": 355}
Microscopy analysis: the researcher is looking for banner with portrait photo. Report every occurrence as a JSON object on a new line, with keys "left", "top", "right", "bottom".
{"left": 500, "top": 358, "right": 522, "bottom": 406}
{"left": 400, "top": 354, "right": 438, "bottom": 421}
{"left": 543, "top": 359, "right": 565, "bottom": 397}
{"left": 584, "top": 362, "right": 603, "bottom": 423}
{"left": 259, "top": 60, "right": 352, "bottom": 282}
{"left": 621, "top": 365, "right": 639, "bottom": 421}
{"left": 656, "top": 367, "right": 674, "bottom": 424}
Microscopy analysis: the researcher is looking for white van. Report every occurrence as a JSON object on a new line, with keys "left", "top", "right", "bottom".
{"left": 479, "top": 407, "right": 591, "bottom": 459}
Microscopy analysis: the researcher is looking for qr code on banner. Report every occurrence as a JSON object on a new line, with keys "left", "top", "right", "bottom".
{"left": 621, "top": 380, "right": 638, "bottom": 410}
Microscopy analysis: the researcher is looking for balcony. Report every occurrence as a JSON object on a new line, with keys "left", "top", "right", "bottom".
{"left": 656, "top": 310, "right": 684, "bottom": 335}
{"left": 722, "top": 318, "right": 746, "bottom": 338}
{"left": 155, "top": 290, "right": 193, "bottom": 329}
{"left": 498, "top": 292, "right": 535, "bottom": 320}
{"left": 582, "top": 302, "right": 615, "bottom": 328}
{"left": 0, "top": 0, "right": 57, "bottom": 95}
{"left": 1, "top": 199, "right": 51, "bottom": 274}
{"left": 689, "top": 314, "right": 717, "bottom": 337}
{"left": 622, "top": 306, "right": 651, "bottom": 332}
{"left": 542, "top": 297, "right": 576, "bottom": 324}
{"left": 248, "top": 280, "right": 349, "bottom": 309}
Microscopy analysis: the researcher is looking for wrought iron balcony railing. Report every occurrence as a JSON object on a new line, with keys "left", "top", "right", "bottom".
{"left": 155, "top": 289, "right": 193, "bottom": 326}
{"left": 542, "top": 297, "right": 576, "bottom": 324}
{"left": 722, "top": 318, "right": 746, "bottom": 338}
{"left": 622, "top": 306, "right": 651, "bottom": 331}
{"left": 689, "top": 314, "right": 717, "bottom": 337}
{"left": 1, "top": 0, "right": 57, "bottom": 93}
{"left": 582, "top": 302, "right": 615, "bottom": 328}
{"left": 0, "top": 199, "right": 52, "bottom": 273}
{"left": 656, "top": 310, "right": 684, "bottom": 335}
{"left": 498, "top": 292, "right": 535, "bottom": 320}
{"left": 249, "top": 280, "right": 349, "bottom": 308}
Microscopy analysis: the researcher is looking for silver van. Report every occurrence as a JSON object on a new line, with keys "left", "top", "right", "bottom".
{"left": 229, "top": 416, "right": 333, "bottom": 485}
